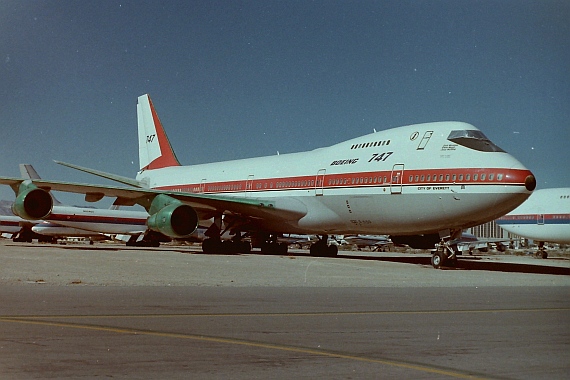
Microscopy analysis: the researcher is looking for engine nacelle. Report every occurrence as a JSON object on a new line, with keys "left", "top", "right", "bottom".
{"left": 146, "top": 195, "right": 198, "bottom": 238}
{"left": 12, "top": 182, "right": 53, "bottom": 220}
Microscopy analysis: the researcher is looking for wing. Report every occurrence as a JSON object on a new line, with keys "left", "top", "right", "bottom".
{"left": 0, "top": 176, "right": 307, "bottom": 224}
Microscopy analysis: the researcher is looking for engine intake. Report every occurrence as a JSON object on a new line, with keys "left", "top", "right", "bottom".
{"left": 12, "top": 182, "right": 53, "bottom": 220}
{"left": 146, "top": 195, "right": 198, "bottom": 238}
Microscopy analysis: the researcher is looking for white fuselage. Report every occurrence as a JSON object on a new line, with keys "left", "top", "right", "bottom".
{"left": 137, "top": 121, "right": 534, "bottom": 235}
{"left": 44, "top": 206, "right": 148, "bottom": 235}
{"left": 31, "top": 222, "right": 106, "bottom": 238}
{"left": 497, "top": 188, "right": 570, "bottom": 244}
{"left": 0, "top": 215, "right": 27, "bottom": 234}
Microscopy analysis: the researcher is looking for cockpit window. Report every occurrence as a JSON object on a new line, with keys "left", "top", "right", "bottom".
{"left": 447, "top": 130, "right": 505, "bottom": 152}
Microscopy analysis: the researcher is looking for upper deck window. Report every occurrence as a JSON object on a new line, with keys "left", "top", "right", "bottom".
{"left": 447, "top": 130, "right": 505, "bottom": 152}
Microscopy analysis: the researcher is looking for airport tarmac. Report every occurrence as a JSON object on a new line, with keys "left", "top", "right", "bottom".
{"left": 1, "top": 240, "right": 569, "bottom": 379}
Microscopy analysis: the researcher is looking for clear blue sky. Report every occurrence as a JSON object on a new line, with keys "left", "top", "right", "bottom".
{"left": 1, "top": 0, "right": 568, "bottom": 205}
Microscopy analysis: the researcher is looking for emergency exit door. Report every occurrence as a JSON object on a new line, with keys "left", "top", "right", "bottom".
{"left": 390, "top": 164, "right": 404, "bottom": 194}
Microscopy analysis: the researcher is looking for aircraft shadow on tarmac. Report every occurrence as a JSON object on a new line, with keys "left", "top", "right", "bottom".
{"left": 140, "top": 245, "right": 570, "bottom": 276}
{"left": 14, "top": 243, "right": 569, "bottom": 276}
{"left": 335, "top": 253, "right": 570, "bottom": 276}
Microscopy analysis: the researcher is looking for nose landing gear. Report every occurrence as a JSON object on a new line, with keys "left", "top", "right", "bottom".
{"left": 431, "top": 229, "right": 461, "bottom": 269}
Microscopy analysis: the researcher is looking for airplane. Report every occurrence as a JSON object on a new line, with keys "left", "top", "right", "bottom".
{"left": 0, "top": 94, "right": 536, "bottom": 268}
{"left": 279, "top": 234, "right": 319, "bottom": 249}
{"left": 0, "top": 215, "right": 24, "bottom": 236}
{"left": 0, "top": 215, "right": 43, "bottom": 241}
{"left": 0, "top": 214, "right": 95, "bottom": 243}
{"left": 454, "top": 232, "right": 510, "bottom": 254}
{"left": 31, "top": 222, "right": 111, "bottom": 242}
{"left": 496, "top": 188, "right": 570, "bottom": 258}
{"left": 338, "top": 235, "right": 392, "bottom": 251}
{"left": 2, "top": 164, "right": 157, "bottom": 245}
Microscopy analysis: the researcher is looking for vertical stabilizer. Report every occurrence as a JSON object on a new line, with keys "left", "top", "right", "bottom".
{"left": 137, "top": 94, "right": 181, "bottom": 171}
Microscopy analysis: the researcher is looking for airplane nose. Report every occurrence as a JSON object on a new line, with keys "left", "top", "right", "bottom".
{"left": 525, "top": 174, "right": 536, "bottom": 192}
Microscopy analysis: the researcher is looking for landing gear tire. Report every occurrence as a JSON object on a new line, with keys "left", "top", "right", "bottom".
{"left": 202, "top": 238, "right": 221, "bottom": 254}
{"left": 536, "top": 242, "right": 548, "bottom": 259}
{"left": 261, "top": 242, "right": 288, "bottom": 255}
{"left": 310, "top": 237, "right": 338, "bottom": 257}
{"left": 327, "top": 244, "right": 338, "bottom": 257}
{"left": 431, "top": 252, "right": 446, "bottom": 269}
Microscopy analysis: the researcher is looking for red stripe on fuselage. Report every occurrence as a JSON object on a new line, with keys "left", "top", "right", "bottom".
{"left": 154, "top": 168, "right": 532, "bottom": 195}
{"left": 48, "top": 214, "right": 147, "bottom": 225}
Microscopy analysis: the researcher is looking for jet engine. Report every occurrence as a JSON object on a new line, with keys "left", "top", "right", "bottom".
{"left": 11, "top": 181, "right": 53, "bottom": 220}
{"left": 146, "top": 194, "right": 199, "bottom": 238}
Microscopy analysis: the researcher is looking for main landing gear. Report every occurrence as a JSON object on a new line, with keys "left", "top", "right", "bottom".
{"left": 202, "top": 235, "right": 252, "bottom": 254}
{"left": 125, "top": 231, "right": 163, "bottom": 247}
{"left": 309, "top": 235, "right": 338, "bottom": 257}
{"left": 536, "top": 241, "right": 548, "bottom": 259}
{"left": 201, "top": 216, "right": 253, "bottom": 254}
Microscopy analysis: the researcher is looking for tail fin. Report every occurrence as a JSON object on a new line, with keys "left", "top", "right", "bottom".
{"left": 137, "top": 94, "right": 181, "bottom": 171}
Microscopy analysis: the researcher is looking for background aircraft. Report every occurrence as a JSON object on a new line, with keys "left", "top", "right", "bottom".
{"left": 0, "top": 165, "right": 158, "bottom": 245}
{"left": 338, "top": 235, "right": 392, "bottom": 251}
{"left": 497, "top": 188, "right": 570, "bottom": 258}
{"left": 0, "top": 95, "right": 535, "bottom": 268}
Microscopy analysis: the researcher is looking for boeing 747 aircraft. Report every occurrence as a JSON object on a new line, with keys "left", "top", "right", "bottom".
{"left": 0, "top": 94, "right": 536, "bottom": 267}
{"left": 497, "top": 188, "right": 570, "bottom": 258}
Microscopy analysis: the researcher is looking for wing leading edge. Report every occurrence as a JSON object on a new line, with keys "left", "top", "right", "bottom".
{"left": 0, "top": 176, "right": 308, "bottom": 224}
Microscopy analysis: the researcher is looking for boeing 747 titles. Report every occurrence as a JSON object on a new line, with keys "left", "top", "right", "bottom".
{"left": 0, "top": 94, "right": 536, "bottom": 267}
{"left": 497, "top": 188, "right": 570, "bottom": 258}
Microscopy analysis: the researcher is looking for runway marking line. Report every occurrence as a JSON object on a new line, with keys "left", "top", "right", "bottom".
{"left": 2, "top": 308, "right": 567, "bottom": 379}
{"left": 0, "top": 316, "right": 491, "bottom": 379}
{"left": 2, "top": 307, "right": 569, "bottom": 320}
